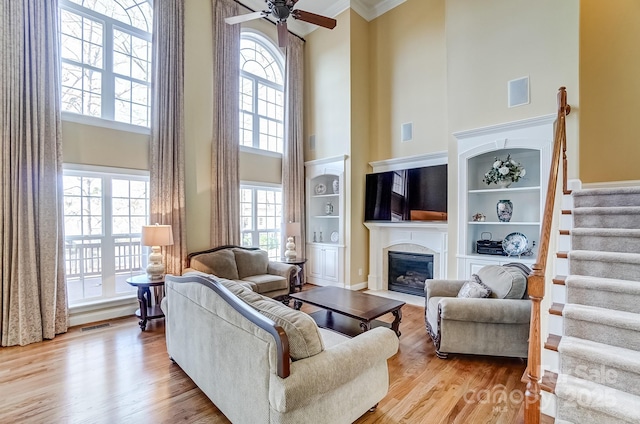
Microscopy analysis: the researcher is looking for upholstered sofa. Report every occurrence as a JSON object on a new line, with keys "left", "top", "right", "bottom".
{"left": 425, "top": 263, "right": 531, "bottom": 358}
{"left": 162, "top": 273, "right": 399, "bottom": 424}
{"left": 184, "top": 245, "right": 296, "bottom": 299}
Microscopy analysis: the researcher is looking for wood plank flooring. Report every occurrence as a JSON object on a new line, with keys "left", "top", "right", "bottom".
{"left": 0, "top": 289, "right": 529, "bottom": 423}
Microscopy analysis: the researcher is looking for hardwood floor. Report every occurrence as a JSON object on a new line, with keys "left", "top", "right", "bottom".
{"left": 0, "top": 291, "right": 528, "bottom": 424}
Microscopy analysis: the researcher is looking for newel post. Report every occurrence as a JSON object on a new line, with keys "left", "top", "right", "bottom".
{"left": 524, "top": 270, "right": 545, "bottom": 424}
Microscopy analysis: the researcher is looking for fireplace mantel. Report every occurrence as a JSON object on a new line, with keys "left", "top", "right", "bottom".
{"left": 364, "top": 221, "right": 449, "bottom": 291}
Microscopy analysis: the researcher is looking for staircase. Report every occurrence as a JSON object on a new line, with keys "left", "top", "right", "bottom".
{"left": 542, "top": 186, "right": 640, "bottom": 423}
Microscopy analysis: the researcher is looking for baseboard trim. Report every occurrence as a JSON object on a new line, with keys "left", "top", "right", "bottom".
{"left": 69, "top": 298, "right": 138, "bottom": 327}
{"left": 348, "top": 281, "right": 368, "bottom": 291}
{"left": 583, "top": 179, "right": 640, "bottom": 189}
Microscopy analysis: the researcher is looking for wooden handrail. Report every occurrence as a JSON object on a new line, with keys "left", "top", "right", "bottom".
{"left": 524, "top": 87, "right": 570, "bottom": 424}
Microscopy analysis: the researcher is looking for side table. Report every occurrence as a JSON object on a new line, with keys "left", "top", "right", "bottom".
{"left": 126, "top": 274, "right": 165, "bottom": 331}
{"left": 283, "top": 258, "right": 307, "bottom": 293}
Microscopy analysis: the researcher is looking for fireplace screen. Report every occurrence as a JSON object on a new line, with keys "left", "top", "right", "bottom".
{"left": 388, "top": 251, "right": 434, "bottom": 297}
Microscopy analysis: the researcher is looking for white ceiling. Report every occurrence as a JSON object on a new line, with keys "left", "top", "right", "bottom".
{"left": 238, "top": 0, "right": 406, "bottom": 37}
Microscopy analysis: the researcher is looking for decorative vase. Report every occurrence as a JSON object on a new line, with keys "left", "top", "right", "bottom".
{"left": 325, "top": 202, "right": 334, "bottom": 215}
{"left": 332, "top": 179, "right": 339, "bottom": 194}
{"left": 496, "top": 199, "right": 513, "bottom": 222}
{"left": 498, "top": 180, "right": 512, "bottom": 188}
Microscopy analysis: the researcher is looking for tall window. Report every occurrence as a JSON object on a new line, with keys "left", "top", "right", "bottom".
{"left": 63, "top": 168, "right": 150, "bottom": 303}
{"left": 59, "top": 0, "right": 153, "bottom": 127}
{"left": 240, "top": 185, "right": 282, "bottom": 260}
{"left": 239, "top": 33, "right": 285, "bottom": 153}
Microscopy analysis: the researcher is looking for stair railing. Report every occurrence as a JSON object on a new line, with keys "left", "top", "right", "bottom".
{"left": 524, "top": 87, "right": 571, "bottom": 424}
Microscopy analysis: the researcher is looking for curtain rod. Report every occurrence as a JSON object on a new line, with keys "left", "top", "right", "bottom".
{"left": 233, "top": 0, "right": 306, "bottom": 43}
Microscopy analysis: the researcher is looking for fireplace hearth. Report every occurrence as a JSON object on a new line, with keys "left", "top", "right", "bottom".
{"left": 388, "top": 251, "right": 433, "bottom": 297}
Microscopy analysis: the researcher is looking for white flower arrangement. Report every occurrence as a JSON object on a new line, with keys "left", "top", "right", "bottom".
{"left": 482, "top": 155, "right": 526, "bottom": 186}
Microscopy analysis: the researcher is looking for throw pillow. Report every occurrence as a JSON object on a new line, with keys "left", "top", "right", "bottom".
{"left": 476, "top": 265, "right": 528, "bottom": 299}
{"left": 190, "top": 249, "right": 239, "bottom": 280}
{"left": 233, "top": 248, "right": 269, "bottom": 278}
{"left": 457, "top": 275, "right": 492, "bottom": 298}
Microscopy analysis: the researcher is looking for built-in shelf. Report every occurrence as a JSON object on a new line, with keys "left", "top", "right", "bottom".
{"left": 305, "top": 156, "right": 346, "bottom": 287}
{"left": 469, "top": 186, "right": 541, "bottom": 194}
{"left": 455, "top": 114, "right": 554, "bottom": 278}
{"left": 312, "top": 194, "right": 339, "bottom": 198}
{"left": 468, "top": 221, "right": 540, "bottom": 226}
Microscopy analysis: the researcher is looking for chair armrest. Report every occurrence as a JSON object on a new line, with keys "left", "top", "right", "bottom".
{"left": 426, "top": 279, "right": 467, "bottom": 299}
{"left": 269, "top": 327, "right": 399, "bottom": 412}
{"left": 438, "top": 298, "right": 531, "bottom": 324}
{"left": 268, "top": 262, "right": 297, "bottom": 281}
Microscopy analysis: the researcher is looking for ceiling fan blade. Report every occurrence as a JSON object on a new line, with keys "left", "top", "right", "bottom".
{"left": 225, "top": 10, "right": 267, "bottom": 25}
{"left": 292, "top": 9, "right": 337, "bottom": 30}
{"left": 277, "top": 22, "right": 289, "bottom": 48}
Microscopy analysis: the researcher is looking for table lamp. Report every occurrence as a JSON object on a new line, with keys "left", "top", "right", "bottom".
{"left": 141, "top": 223, "right": 174, "bottom": 281}
{"left": 284, "top": 222, "right": 301, "bottom": 260}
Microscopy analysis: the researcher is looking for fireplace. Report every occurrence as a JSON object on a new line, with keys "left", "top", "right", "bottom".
{"left": 388, "top": 251, "right": 433, "bottom": 297}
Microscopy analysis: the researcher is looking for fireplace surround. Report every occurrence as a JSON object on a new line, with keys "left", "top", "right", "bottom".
{"left": 364, "top": 221, "right": 448, "bottom": 293}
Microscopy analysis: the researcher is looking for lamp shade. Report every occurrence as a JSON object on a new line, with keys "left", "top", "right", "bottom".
{"left": 141, "top": 224, "right": 174, "bottom": 247}
{"left": 285, "top": 222, "right": 301, "bottom": 237}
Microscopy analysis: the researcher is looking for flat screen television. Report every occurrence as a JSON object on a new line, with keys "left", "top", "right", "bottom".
{"left": 365, "top": 164, "right": 448, "bottom": 221}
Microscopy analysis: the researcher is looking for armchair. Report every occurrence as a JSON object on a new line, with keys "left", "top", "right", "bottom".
{"left": 425, "top": 263, "right": 531, "bottom": 359}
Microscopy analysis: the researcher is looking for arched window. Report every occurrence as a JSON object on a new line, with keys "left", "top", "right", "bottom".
{"left": 59, "top": 0, "right": 153, "bottom": 127}
{"left": 239, "top": 32, "right": 285, "bottom": 153}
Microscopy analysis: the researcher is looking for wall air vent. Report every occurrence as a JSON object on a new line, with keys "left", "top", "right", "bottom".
{"left": 508, "top": 76, "right": 530, "bottom": 108}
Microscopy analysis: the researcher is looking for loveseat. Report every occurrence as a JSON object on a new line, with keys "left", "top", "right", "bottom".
{"left": 425, "top": 263, "right": 531, "bottom": 358}
{"left": 162, "top": 273, "right": 399, "bottom": 424}
{"left": 184, "top": 245, "right": 296, "bottom": 299}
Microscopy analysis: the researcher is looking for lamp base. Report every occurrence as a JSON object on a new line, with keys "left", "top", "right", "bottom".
{"left": 284, "top": 237, "right": 297, "bottom": 260}
{"left": 146, "top": 246, "right": 165, "bottom": 281}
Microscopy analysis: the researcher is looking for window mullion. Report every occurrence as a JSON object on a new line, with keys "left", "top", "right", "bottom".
{"left": 252, "top": 77, "right": 260, "bottom": 149}
{"left": 103, "top": 22, "right": 114, "bottom": 121}
{"left": 101, "top": 177, "right": 116, "bottom": 297}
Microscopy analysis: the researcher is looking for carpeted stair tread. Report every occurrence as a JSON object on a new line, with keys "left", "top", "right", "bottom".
{"left": 568, "top": 251, "right": 640, "bottom": 282}
{"left": 559, "top": 336, "right": 640, "bottom": 397}
{"left": 563, "top": 304, "right": 640, "bottom": 351}
{"left": 555, "top": 374, "right": 640, "bottom": 423}
{"left": 571, "top": 228, "right": 640, "bottom": 254}
{"left": 573, "top": 206, "right": 640, "bottom": 229}
{"left": 573, "top": 186, "right": 640, "bottom": 207}
{"left": 566, "top": 275, "right": 640, "bottom": 314}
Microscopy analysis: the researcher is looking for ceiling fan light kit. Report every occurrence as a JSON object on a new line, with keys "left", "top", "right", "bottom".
{"left": 225, "top": 0, "right": 337, "bottom": 47}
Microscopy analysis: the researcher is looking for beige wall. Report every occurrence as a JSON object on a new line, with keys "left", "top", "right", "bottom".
{"left": 580, "top": 0, "right": 640, "bottom": 183}
{"left": 445, "top": 0, "right": 579, "bottom": 276}
{"left": 369, "top": 0, "right": 448, "bottom": 161}
{"left": 348, "top": 10, "right": 371, "bottom": 285}
{"left": 62, "top": 121, "right": 149, "bottom": 170}
{"left": 304, "top": 9, "right": 351, "bottom": 161}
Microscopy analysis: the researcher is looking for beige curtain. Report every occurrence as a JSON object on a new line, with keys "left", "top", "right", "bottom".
{"left": 211, "top": 0, "right": 241, "bottom": 247}
{"left": 150, "top": 0, "right": 187, "bottom": 275}
{"left": 0, "top": 0, "right": 68, "bottom": 346}
{"left": 282, "top": 35, "right": 306, "bottom": 255}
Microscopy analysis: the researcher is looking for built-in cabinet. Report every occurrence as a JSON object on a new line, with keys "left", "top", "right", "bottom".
{"left": 455, "top": 115, "right": 555, "bottom": 279}
{"left": 305, "top": 156, "right": 345, "bottom": 286}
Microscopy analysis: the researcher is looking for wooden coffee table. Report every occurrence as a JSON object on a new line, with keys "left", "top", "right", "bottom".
{"left": 290, "top": 286, "right": 405, "bottom": 337}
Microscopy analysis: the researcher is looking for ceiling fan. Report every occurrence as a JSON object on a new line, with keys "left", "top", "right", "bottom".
{"left": 225, "top": 0, "right": 337, "bottom": 47}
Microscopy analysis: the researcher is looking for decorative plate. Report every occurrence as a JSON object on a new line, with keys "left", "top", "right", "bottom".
{"left": 315, "top": 183, "right": 326, "bottom": 195}
{"left": 502, "top": 232, "right": 528, "bottom": 257}
{"left": 330, "top": 231, "right": 339, "bottom": 243}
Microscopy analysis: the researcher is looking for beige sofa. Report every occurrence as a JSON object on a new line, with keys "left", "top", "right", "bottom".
{"left": 162, "top": 273, "right": 399, "bottom": 424}
{"left": 184, "top": 245, "right": 296, "bottom": 299}
{"left": 425, "top": 263, "right": 531, "bottom": 358}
